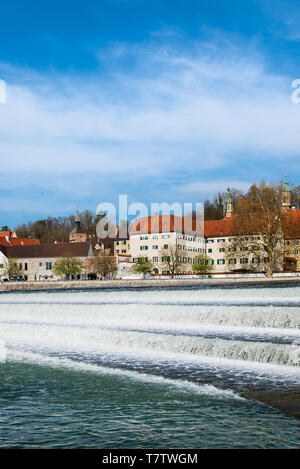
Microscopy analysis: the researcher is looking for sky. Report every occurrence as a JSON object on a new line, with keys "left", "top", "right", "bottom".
{"left": 1, "top": 0, "right": 300, "bottom": 227}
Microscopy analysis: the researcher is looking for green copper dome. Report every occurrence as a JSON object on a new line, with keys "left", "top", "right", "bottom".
{"left": 225, "top": 187, "right": 233, "bottom": 204}
{"left": 283, "top": 173, "right": 291, "bottom": 192}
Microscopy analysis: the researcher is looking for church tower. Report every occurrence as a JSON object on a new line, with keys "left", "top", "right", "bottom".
{"left": 281, "top": 173, "right": 291, "bottom": 210}
{"left": 225, "top": 187, "right": 233, "bottom": 218}
{"left": 69, "top": 211, "right": 87, "bottom": 243}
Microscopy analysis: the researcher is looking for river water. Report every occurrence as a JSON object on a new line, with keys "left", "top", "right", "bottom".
{"left": 0, "top": 284, "right": 299, "bottom": 448}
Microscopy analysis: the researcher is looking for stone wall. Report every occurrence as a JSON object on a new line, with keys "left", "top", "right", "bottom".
{"left": 1, "top": 275, "right": 300, "bottom": 291}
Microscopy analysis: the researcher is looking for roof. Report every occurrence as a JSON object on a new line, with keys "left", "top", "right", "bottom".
{"left": 204, "top": 218, "right": 234, "bottom": 238}
{"left": 0, "top": 230, "right": 17, "bottom": 238}
{"left": 283, "top": 209, "right": 300, "bottom": 239}
{"left": 0, "top": 241, "right": 94, "bottom": 259}
{"left": 0, "top": 237, "right": 40, "bottom": 247}
{"left": 130, "top": 214, "right": 202, "bottom": 235}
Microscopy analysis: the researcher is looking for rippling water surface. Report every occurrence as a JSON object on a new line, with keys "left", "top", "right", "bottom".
{"left": 0, "top": 284, "right": 299, "bottom": 448}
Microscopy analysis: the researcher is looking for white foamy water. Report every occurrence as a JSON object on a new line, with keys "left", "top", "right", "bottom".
{"left": 0, "top": 286, "right": 300, "bottom": 390}
{"left": 7, "top": 349, "right": 243, "bottom": 400}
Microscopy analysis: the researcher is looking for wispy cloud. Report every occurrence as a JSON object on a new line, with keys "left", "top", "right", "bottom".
{"left": 0, "top": 35, "right": 299, "bottom": 220}
{"left": 179, "top": 180, "right": 252, "bottom": 194}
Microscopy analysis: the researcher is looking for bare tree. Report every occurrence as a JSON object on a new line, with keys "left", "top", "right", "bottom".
{"left": 90, "top": 249, "right": 117, "bottom": 279}
{"left": 224, "top": 182, "right": 286, "bottom": 277}
{"left": 159, "top": 245, "right": 184, "bottom": 277}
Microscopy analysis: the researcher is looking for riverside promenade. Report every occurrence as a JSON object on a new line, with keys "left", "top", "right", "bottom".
{"left": 1, "top": 276, "right": 300, "bottom": 291}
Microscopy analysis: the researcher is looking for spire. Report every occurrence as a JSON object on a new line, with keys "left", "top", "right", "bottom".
{"left": 69, "top": 210, "right": 87, "bottom": 243}
{"left": 74, "top": 210, "right": 81, "bottom": 224}
{"left": 282, "top": 173, "right": 291, "bottom": 209}
{"left": 283, "top": 173, "right": 291, "bottom": 192}
{"left": 225, "top": 187, "right": 233, "bottom": 218}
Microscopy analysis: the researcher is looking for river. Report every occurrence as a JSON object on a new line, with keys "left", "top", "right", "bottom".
{"left": 0, "top": 284, "right": 299, "bottom": 448}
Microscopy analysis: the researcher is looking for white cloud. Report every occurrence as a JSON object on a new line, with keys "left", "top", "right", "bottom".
{"left": 179, "top": 180, "right": 252, "bottom": 194}
{"left": 0, "top": 39, "right": 299, "bottom": 179}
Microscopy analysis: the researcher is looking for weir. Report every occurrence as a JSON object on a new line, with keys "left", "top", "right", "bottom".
{"left": 0, "top": 286, "right": 299, "bottom": 416}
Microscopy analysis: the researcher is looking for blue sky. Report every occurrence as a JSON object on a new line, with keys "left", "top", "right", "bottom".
{"left": 1, "top": 0, "right": 300, "bottom": 227}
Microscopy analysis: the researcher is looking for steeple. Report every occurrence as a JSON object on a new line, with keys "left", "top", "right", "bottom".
{"left": 69, "top": 210, "right": 87, "bottom": 243}
{"left": 225, "top": 187, "right": 233, "bottom": 218}
{"left": 281, "top": 173, "right": 291, "bottom": 209}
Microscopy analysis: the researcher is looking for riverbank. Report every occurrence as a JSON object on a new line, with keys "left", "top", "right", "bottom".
{"left": 1, "top": 276, "right": 300, "bottom": 291}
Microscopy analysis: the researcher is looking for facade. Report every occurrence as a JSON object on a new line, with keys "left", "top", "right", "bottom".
{"left": 130, "top": 214, "right": 205, "bottom": 274}
{"left": 114, "top": 239, "right": 130, "bottom": 256}
{"left": 130, "top": 181, "right": 300, "bottom": 275}
{"left": 0, "top": 242, "right": 94, "bottom": 281}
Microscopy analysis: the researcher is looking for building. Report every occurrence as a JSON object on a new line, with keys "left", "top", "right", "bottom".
{"left": 129, "top": 179, "right": 300, "bottom": 275}
{"left": 0, "top": 241, "right": 95, "bottom": 281}
{"left": 114, "top": 238, "right": 130, "bottom": 256}
{"left": 130, "top": 213, "right": 205, "bottom": 274}
{"left": 69, "top": 211, "right": 87, "bottom": 243}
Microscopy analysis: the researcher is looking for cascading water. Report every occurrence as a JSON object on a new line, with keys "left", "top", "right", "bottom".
{"left": 0, "top": 285, "right": 300, "bottom": 448}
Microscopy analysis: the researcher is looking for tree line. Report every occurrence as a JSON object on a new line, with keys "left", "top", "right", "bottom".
{"left": 8, "top": 181, "right": 300, "bottom": 244}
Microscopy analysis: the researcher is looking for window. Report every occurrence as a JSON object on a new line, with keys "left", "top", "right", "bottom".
{"left": 240, "top": 258, "right": 249, "bottom": 264}
{"left": 152, "top": 235, "right": 159, "bottom": 239}
{"left": 24, "top": 263, "right": 28, "bottom": 271}
{"left": 19, "top": 263, "right": 22, "bottom": 269}
{"left": 252, "top": 257, "right": 260, "bottom": 264}
{"left": 116, "top": 249, "right": 119, "bottom": 253}
{"left": 217, "top": 259, "right": 225, "bottom": 265}
{"left": 217, "top": 239, "right": 225, "bottom": 243}
{"left": 140, "top": 246, "right": 148, "bottom": 250}
{"left": 162, "top": 234, "right": 170, "bottom": 239}
{"left": 219, "top": 248, "right": 225, "bottom": 253}
{"left": 293, "top": 240, "right": 299, "bottom": 246}
{"left": 121, "top": 249, "right": 126, "bottom": 254}
{"left": 229, "top": 259, "right": 237, "bottom": 264}
{"left": 152, "top": 245, "right": 159, "bottom": 250}
{"left": 152, "top": 256, "right": 158, "bottom": 262}
{"left": 208, "top": 249, "right": 212, "bottom": 253}
{"left": 46, "top": 262, "right": 52, "bottom": 270}
{"left": 140, "top": 236, "right": 148, "bottom": 240}
{"left": 164, "top": 244, "right": 168, "bottom": 249}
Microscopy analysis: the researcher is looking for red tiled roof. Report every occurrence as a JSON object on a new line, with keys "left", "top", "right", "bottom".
{"left": 130, "top": 214, "right": 201, "bottom": 235}
{"left": 204, "top": 218, "right": 234, "bottom": 238}
{"left": 129, "top": 213, "right": 233, "bottom": 237}
{"left": 0, "top": 231, "right": 17, "bottom": 238}
{"left": 283, "top": 209, "right": 300, "bottom": 239}
{"left": 0, "top": 237, "right": 40, "bottom": 247}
